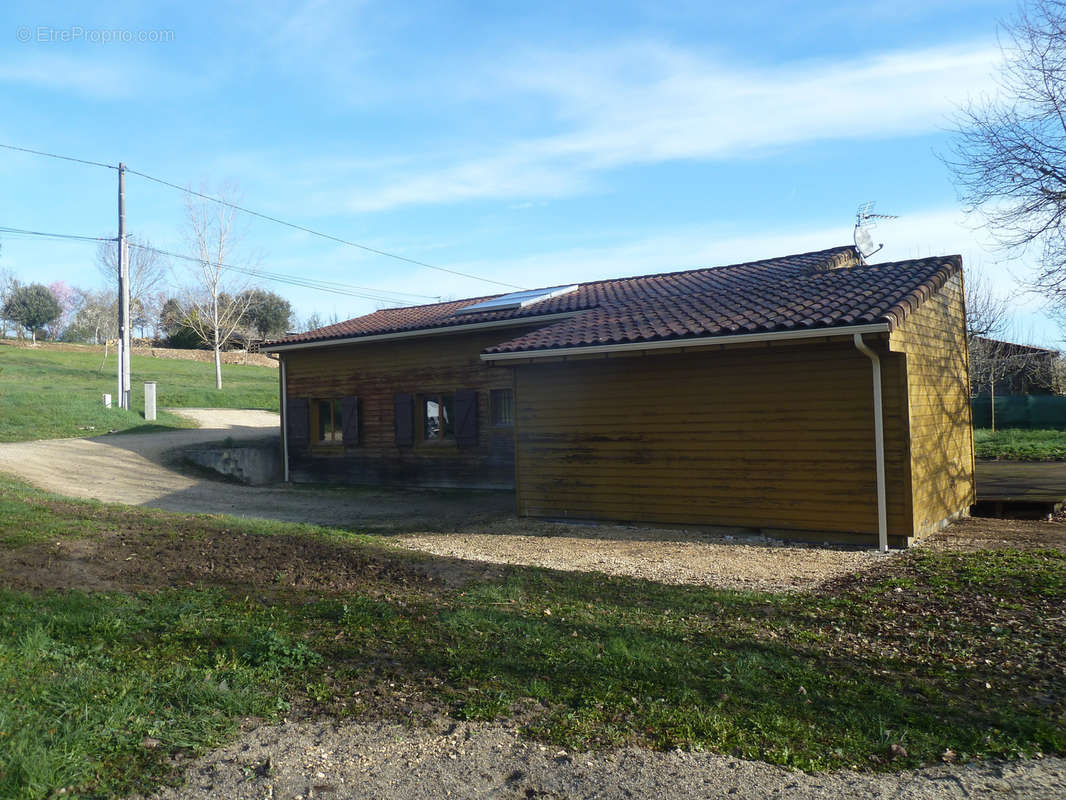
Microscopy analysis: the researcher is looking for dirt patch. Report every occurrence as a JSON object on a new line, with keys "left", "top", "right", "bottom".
{"left": 0, "top": 515, "right": 492, "bottom": 596}
{"left": 140, "top": 717, "right": 1066, "bottom": 800}
{"left": 921, "top": 513, "right": 1066, "bottom": 552}
{"left": 134, "top": 346, "right": 277, "bottom": 368}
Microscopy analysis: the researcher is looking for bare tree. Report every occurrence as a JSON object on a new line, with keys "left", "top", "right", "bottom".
{"left": 47, "top": 281, "right": 78, "bottom": 341}
{"left": 178, "top": 186, "right": 255, "bottom": 389}
{"left": 138, "top": 291, "right": 166, "bottom": 340}
{"left": 965, "top": 266, "right": 1015, "bottom": 408}
{"left": 0, "top": 266, "right": 16, "bottom": 339}
{"left": 965, "top": 267, "right": 1014, "bottom": 340}
{"left": 948, "top": 0, "right": 1066, "bottom": 294}
{"left": 64, "top": 288, "right": 117, "bottom": 345}
{"left": 96, "top": 234, "right": 168, "bottom": 315}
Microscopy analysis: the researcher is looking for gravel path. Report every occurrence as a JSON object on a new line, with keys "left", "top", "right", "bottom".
{"left": 0, "top": 410, "right": 511, "bottom": 532}
{"left": 392, "top": 528, "right": 887, "bottom": 592}
{"left": 141, "top": 718, "right": 1066, "bottom": 800}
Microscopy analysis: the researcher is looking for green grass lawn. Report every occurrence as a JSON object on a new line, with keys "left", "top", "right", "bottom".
{"left": 974, "top": 428, "right": 1066, "bottom": 460}
{"left": 0, "top": 476, "right": 1063, "bottom": 798}
{"left": 0, "top": 343, "right": 278, "bottom": 442}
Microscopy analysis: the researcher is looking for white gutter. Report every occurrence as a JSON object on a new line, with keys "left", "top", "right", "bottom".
{"left": 481, "top": 322, "right": 890, "bottom": 361}
{"left": 853, "top": 333, "right": 889, "bottom": 553}
{"left": 280, "top": 356, "right": 290, "bottom": 482}
{"left": 262, "top": 312, "right": 580, "bottom": 353}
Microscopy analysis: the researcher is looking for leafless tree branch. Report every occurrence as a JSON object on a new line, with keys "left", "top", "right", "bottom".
{"left": 177, "top": 183, "right": 256, "bottom": 389}
{"left": 947, "top": 0, "right": 1066, "bottom": 295}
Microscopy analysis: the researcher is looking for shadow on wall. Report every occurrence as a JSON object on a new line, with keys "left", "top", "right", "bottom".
{"left": 182, "top": 438, "right": 282, "bottom": 485}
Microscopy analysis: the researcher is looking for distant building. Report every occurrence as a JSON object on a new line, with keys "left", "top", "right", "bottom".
{"left": 969, "top": 337, "right": 1059, "bottom": 396}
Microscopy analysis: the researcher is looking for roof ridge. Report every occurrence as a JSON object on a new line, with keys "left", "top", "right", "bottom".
{"left": 367, "top": 245, "right": 859, "bottom": 314}
{"left": 564, "top": 244, "right": 859, "bottom": 289}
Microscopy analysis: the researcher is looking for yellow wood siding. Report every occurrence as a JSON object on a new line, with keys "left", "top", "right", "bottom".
{"left": 513, "top": 338, "right": 914, "bottom": 543}
{"left": 889, "top": 273, "right": 975, "bottom": 535}
{"left": 281, "top": 328, "right": 531, "bottom": 488}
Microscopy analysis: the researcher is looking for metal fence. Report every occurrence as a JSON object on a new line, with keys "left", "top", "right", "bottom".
{"left": 971, "top": 395, "right": 1066, "bottom": 429}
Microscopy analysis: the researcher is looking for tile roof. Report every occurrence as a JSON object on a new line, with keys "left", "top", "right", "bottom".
{"left": 485, "top": 256, "right": 961, "bottom": 355}
{"left": 267, "top": 246, "right": 860, "bottom": 346}
{"left": 264, "top": 246, "right": 962, "bottom": 356}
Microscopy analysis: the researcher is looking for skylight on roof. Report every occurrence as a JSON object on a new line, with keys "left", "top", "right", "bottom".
{"left": 455, "top": 284, "right": 578, "bottom": 315}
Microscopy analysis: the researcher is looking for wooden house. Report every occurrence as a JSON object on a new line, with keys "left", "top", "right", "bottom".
{"left": 262, "top": 246, "right": 974, "bottom": 549}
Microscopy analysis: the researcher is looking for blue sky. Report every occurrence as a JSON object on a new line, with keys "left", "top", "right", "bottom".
{"left": 0, "top": 0, "right": 1054, "bottom": 344}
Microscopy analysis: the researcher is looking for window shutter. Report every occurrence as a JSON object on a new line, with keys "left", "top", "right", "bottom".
{"left": 341, "top": 396, "right": 359, "bottom": 446}
{"left": 287, "top": 397, "right": 309, "bottom": 447}
{"left": 454, "top": 389, "right": 478, "bottom": 447}
{"left": 394, "top": 393, "right": 414, "bottom": 447}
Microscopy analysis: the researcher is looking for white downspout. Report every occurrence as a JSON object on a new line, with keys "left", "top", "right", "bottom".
{"left": 853, "top": 333, "right": 888, "bottom": 553}
{"left": 280, "top": 357, "right": 290, "bottom": 483}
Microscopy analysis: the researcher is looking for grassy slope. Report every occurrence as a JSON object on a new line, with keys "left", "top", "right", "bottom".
{"left": 974, "top": 428, "right": 1066, "bottom": 460}
{"left": 0, "top": 476, "right": 1063, "bottom": 798}
{"left": 0, "top": 343, "right": 278, "bottom": 442}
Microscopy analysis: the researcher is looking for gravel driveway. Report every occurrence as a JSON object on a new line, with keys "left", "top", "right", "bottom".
{"left": 0, "top": 409, "right": 511, "bottom": 533}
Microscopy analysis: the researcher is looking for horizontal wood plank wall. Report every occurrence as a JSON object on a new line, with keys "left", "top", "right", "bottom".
{"left": 282, "top": 328, "right": 531, "bottom": 489}
{"left": 890, "top": 273, "right": 975, "bottom": 535}
{"left": 513, "top": 339, "right": 913, "bottom": 541}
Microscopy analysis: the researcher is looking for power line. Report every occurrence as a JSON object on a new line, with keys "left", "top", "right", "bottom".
{"left": 0, "top": 143, "right": 117, "bottom": 171}
{"left": 1, "top": 141, "right": 524, "bottom": 294}
{"left": 0, "top": 225, "right": 111, "bottom": 243}
{"left": 0, "top": 140, "right": 522, "bottom": 291}
{"left": 0, "top": 223, "right": 440, "bottom": 305}
{"left": 126, "top": 241, "right": 440, "bottom": 306}
{"left": 124, "top": 167, "right": 525, "bottom": 290}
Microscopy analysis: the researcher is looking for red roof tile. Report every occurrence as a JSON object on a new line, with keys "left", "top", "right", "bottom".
{"left": 266, "top": 245, "right": 861, "bottom": 347}
{"left": 264, "top": 247, "right": 962, "bottom": 355}
{"left": 484, "top": 256, "right": 961, "bottom": 354}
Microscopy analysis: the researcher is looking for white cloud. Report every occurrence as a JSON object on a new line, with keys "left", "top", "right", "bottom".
{"left": 342, "top": 40, "right": 1002, "bottom": 211}
{"left": 0, "top": 53, "right": 132, "bottom": 99}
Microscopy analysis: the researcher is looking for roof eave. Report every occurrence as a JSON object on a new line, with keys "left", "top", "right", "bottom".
{"left": 480, "top": 321, "right": 893, "bottom": 362}
{"left": 261, "top": 311, "right": 582, "bottom": 353}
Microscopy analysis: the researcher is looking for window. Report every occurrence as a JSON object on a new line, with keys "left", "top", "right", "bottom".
{"left": 491, "top": 388, "right": 514, "bottom": 426}
{"left": 315, "top": 398, "right": 343, "bottom": 444}
{"left": 422, "top": 393, "right": 454, "bottom": 441}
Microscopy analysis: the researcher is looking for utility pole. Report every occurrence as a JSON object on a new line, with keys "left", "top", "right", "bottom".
{"left": 117, "top": 162, "right": 131, "bottom": 410}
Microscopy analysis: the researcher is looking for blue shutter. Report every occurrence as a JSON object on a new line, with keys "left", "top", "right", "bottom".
{"left": 341, "top": 396, "right": 359, "bottom": 446}
{"left": 454, "top": 389, "right": 478, "bottom": 448}
{"left": 287, "top": 397, "right": 309, "bottom": 447}
{"left": 394, "top": 393, "right": 414, "bottom": 447}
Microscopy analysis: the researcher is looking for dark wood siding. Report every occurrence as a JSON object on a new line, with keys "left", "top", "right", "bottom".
{"left": 282, "top": 328, "right": 532, "bottom": 489}
{"left": 512, "top": 337, "right": 914, "bottom": 544}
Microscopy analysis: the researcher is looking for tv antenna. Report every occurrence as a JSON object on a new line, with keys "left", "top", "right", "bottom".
{"left": 853, "top": 201, "right": 898, "bottom": 259}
